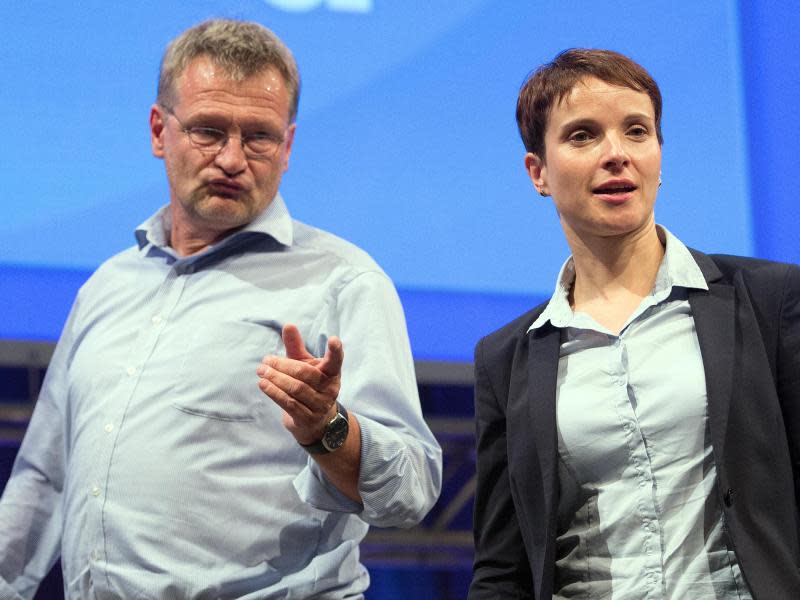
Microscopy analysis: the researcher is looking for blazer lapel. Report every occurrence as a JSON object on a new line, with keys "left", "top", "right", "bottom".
{"left": 525, "top": 324, "right": 562, "bottom": 600}
{"left": 526, "top": 325, "right": 561, "bottom": 512}
{"left": 688, "top": 250, "right": 735, "bottom": 461}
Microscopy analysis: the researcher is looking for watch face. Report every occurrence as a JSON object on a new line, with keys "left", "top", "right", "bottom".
{"left": 322, "top": 413, "right": 349, "bottom": 451}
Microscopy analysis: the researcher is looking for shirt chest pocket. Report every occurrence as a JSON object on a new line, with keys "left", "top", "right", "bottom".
{"left": 171, "top": 319, "right": 282, "bottom": 421}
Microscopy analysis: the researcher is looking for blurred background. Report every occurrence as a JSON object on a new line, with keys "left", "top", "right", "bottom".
{"left": 1, "top": 1, "right": 798, "bottom": 597}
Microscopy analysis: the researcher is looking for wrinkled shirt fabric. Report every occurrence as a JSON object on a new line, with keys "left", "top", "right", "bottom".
{"left": 0, "top": 194, "right": 442, "bottom": 599}
{"left": 530, "top": 227, "right": 752, "bottom": 599}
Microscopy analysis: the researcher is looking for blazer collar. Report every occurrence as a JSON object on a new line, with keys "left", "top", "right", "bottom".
{"left": 687, "top": 249, "right": 735, "bottom": 464}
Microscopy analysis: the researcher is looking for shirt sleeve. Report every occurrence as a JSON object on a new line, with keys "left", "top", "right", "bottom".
{"left": 293, "top": 270, "right": 442, "bottom": 528}
{"left": 0, "top": 298, "right": 81, "bottom": 598}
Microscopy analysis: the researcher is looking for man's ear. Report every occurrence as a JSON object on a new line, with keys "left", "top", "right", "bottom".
{"left": 524, "top": 152, "right": 549, "bottom": 197}
{"left": 281, "top": 123, "right": 297, "bottom": 173}
{"left": 150, "top": 104, "right": 166, "bottom": 159}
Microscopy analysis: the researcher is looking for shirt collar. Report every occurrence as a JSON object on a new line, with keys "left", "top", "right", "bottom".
{"left": 134, "top": 192, "right": 294, "bottom": 254}
{"left": 528, "top": 225, "right": 708, "bottom": 332}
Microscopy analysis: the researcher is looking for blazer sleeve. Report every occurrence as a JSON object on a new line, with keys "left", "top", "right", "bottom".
{"left": 777, "top": 264, "right": 800, "bottom": 506}
{"left": 469, "top": 337, "right": 533, "bottom": 599}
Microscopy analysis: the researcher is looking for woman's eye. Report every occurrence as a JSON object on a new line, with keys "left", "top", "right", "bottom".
{"left": 628, "top": 126, "right": 648, "bottom": 137}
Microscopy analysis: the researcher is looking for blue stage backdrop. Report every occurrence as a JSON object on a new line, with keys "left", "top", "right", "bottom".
{"left": 1, "top": 0, "right": 797, "bottom": 363}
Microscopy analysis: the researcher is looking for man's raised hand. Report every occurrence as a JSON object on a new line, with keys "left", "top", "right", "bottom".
{"left": 257, "top": 324, "right": 344, "bottom": 444}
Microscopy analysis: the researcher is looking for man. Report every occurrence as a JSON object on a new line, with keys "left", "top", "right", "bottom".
{"left": 0, "top": 19, "right": 441, "bottom": 599}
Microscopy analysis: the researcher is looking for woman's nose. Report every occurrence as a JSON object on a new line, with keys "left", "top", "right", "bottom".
{"left": 601, "top": 133, "right": 630, "bottom": 170}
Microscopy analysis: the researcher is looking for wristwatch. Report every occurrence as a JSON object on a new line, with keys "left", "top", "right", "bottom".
{"left": 300, "top": 404, "right": 349, "bottom": 454}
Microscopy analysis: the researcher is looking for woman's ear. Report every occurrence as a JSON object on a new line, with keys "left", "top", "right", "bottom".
{"left": 525, "top": 152, "right": 549, "bottom": 197}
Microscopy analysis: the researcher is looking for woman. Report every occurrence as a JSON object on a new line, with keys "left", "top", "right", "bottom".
{"left": 469, "top": 49, "right": 800, "bottom": 599}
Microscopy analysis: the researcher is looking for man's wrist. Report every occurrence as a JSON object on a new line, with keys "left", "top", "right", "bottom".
{"left": 300, "top": 404, "right": 349, "bottom": 454}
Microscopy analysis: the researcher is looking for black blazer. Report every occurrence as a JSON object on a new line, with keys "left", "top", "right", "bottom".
{"left": 469, "top": 250, "right": 800, "bottom": 599}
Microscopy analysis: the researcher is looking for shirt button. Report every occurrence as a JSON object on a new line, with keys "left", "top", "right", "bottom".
{"left": 91, "top": 485, "right": 101, "bottom": 497}
{"left": 126, "top": 366, "right": 136, "bottom": 376}
{"left": 90, "top": 550, "right": 98, "bottom": 561}
{"left": 151, "top": 315, "right": 162, "bottom": 325}
{"left": 104, "top": 423, "right": 114, "bottom": 433}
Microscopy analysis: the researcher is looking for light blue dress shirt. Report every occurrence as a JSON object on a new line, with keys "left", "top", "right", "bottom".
{"left": 0, "top": 194, "right": 442, "bottom": 599}
{"left": 529, "top": 228, "right": 752, "bottom": 599}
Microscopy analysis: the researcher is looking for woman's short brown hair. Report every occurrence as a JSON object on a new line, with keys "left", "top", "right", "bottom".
{"left": 516, "top": 49, "right": 663, "bottom": 158}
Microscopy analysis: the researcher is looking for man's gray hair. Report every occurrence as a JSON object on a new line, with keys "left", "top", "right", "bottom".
{"left": 157, "top": 19, "right": 301, "bottom": 122}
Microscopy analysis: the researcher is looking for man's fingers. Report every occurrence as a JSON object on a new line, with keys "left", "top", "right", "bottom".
{"left": 318, "top": 336, "right": 344, "bottom": 377}
{"left": 259, "top": 366, "right": 329, "bottom": 412}
{"left": 279, "top": 325, "right": 343, "bottom": 379}
{"left": 259, "top": 356, "right": 322, "bottom": 388}
{"left": 258, "top": 377, "right": 315, "bottom": 421}
{"left": 282, "top": 324, "right": 312, "bottom": 361}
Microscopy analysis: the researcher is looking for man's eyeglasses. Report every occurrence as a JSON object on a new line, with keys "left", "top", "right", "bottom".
{"left": 162, "top": 106, "right": 286, "bottom": 160}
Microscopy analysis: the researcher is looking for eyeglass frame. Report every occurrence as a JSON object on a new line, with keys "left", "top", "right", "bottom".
{"left": 160, "top": 105, "right": 289, "bottom": 160}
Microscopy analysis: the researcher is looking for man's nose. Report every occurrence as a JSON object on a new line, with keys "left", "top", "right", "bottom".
{"left": 214, "top": 135, "right": 248, "bottom": 174}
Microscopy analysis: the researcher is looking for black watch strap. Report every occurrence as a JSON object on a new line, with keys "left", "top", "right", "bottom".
{"left": 300, "top": 404, "right": 349, "bottom": 454}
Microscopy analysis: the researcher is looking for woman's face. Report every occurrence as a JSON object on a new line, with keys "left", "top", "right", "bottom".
{"left": 526, "top": 76, "right": 662, "bottom": 245}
